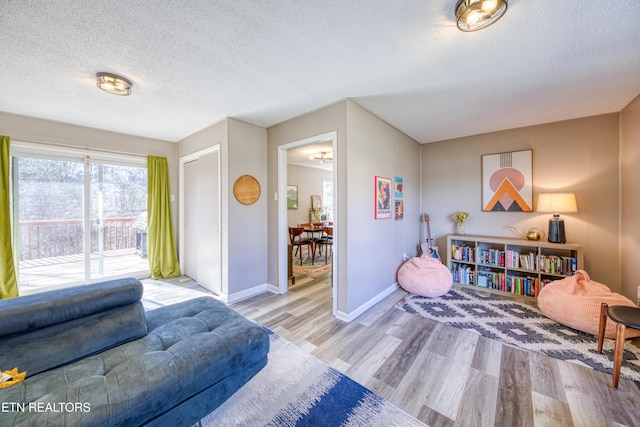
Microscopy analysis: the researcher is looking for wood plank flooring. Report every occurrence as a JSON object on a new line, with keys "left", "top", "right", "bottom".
{"left": 145, "top": 273, "right": 640, "bottom": 427}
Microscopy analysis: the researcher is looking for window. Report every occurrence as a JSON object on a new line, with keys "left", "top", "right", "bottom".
{"left": 323, "top": 179, "right": 333, "bottom": 222}
{"left": 10, "top": 144, "right": 148, "bottom": 290}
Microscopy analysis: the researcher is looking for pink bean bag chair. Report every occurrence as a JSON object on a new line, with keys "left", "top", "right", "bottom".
{"left": 397, "top": 256, "right": 453, "bottom": 298}
{"left": 538, "top": 270, "right": 640, "bottom": 339}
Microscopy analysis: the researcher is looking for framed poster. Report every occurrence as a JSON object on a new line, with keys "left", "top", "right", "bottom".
{"left": 287, "top": 185, "right": 298, "bottom": 209}
{"left": 482, "top": 149, "right": 533, "bottom": 212}
{"left": 395, "top": 200, "right": 404, "bottom": 220}
{"left": 375, "top": 176, "right": 392, "bottom": 219}
{"left": 394, "top": 177, "right": 403, "bottom": 198}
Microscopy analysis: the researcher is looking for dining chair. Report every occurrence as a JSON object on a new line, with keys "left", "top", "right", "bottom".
{"left": 300, "top": 222, "right": 324, "bottom": 258}
{"left": 320, "top": 226, "right": 333, "bottom": 264}
{"left": 597, "top": 302, "right": 640, "bottom": 388}
{"left": 289, "top": 227, "right": 314, "bottom": 265}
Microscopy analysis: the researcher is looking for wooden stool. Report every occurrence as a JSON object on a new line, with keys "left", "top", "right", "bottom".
{"left": 597, "top": 303, "right": 640, "bottom": 389}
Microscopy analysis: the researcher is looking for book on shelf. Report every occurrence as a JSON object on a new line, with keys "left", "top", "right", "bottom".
{"left": 451, "top": 244, "right": 474, "bottom": 262}
{"left": 477, "top": 248, "right": 505, "bottom": 267}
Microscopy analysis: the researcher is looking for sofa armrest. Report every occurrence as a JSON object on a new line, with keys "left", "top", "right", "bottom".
{"left": 0, "top": 278, "right": 143, "bottom": 337}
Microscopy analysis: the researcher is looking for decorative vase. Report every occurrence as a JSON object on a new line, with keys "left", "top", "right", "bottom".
{"left": 457, "top": 223, "right": 465, "bottom": 235}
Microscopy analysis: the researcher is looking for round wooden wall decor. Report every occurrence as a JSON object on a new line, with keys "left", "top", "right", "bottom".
{"left": 233, "top": 175, "right": 261, "bottom": 205}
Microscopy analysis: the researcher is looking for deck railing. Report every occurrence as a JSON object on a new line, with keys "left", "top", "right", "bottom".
{"left": 18, "top": 217, "right": 140, "bottom": 261}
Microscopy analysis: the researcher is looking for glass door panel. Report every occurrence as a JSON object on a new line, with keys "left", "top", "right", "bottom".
{"left": 89, "top": 162, "right": 148, "bottom": 281}
{"left": 13, "top": 157, "right": 84, "bottom": 290}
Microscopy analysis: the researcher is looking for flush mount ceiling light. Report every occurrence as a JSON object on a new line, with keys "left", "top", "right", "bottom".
{"left": 310, "top": 151, "right": 333, "bottom": 164}
{"left": 96, "top": 72, "right": 132, "bottom": 96}
{"left": 455, "top": 0, "right": 508, "bottom": 32}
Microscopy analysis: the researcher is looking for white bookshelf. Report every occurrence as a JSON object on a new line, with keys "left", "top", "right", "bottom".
{"left": 446, "top": 234, "right": 583, "bottom": 299}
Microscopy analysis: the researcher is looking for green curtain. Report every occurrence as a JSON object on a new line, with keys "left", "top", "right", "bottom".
{"left": 0, "top": 135, "right": 19, "bottom": 299}
{"left": 147, "top": 155, "right": 181, "bottom": 279}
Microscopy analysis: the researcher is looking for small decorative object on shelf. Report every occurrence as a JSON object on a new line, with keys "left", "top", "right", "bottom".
{"left": 452, "top": 211, "right": 469, "bottom": 235}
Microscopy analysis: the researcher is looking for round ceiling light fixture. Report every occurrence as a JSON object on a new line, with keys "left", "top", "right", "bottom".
{"left": 455, "top": 0, "right": 508, "bottom": 32}
{"left": 310, "top": 151, "right": 333, "bottom": 164}
{"left": 96, "top": 72, "right": 133, "bottom": 96}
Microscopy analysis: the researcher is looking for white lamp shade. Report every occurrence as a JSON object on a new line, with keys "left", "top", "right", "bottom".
{"left": 536, "top": 193, "right": 578, "bottom": 213}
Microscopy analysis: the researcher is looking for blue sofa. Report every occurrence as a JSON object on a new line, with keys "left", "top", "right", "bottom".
{"left": 0, "top": 278, "right": 270, "bottom": 426}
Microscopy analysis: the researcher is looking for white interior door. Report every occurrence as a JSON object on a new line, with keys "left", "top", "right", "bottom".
{"left": 182, "top": 150, "right": 220, "bottom": 294}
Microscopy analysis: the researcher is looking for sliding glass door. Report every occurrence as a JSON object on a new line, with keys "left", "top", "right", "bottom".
{"left": 12, "top": 156, "right": 85, "bottom": 288}
{"left": 89, "top": 162, "right": 148, "bottom": 281}
{"left": 11, "top": 147, "right": 148, "bottom": 291}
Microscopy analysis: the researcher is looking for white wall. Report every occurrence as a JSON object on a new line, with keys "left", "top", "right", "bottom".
{"left": 287, "top": 164, "right": 332, "bottom": 227}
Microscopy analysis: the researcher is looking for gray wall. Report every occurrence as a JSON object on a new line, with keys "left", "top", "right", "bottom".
{"left": 268, "top": 99, "right": 421, "bottom": 317}
{"left": 178, "top": 117, "right": 268, "bottom": 300}
{"left": 421, "top": 113, "right": 622, "bottom": 293}
{"left": 345, "top": 100, "right": 421, "bottom": 312}
{"left": 268, "top": 101, "right": 347, "bottom": 311}
{"left": 620, "top": 93, "right": 640, "bottom": 302}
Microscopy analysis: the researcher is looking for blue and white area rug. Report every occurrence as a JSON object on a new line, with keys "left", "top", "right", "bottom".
{"left": 199, "top": 331, "right": 426, "bottom": 427}
{"left": 396, "top": 289, "right": 640, "bottom": 383}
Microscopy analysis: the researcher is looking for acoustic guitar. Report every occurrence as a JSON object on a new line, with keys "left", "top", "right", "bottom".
{"left": 420, "top": 214, "right": 440, "bottom": 260}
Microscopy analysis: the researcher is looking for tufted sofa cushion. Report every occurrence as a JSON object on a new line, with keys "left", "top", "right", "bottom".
{"left": 0, "top": 297, "right": 270, "bottom": 426}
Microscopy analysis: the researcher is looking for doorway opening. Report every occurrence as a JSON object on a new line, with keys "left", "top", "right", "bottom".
{"left": 277, "top": 131, "right": 338, "bottom": 316}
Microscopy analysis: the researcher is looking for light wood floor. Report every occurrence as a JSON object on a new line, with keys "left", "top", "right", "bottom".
{"left": 146, "top": 273, "right": 640, "bottom": 427}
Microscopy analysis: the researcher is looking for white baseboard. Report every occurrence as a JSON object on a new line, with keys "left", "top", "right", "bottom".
{"left": 335, "top": 282, "right": 400, "bottom": 323}
{"left": 226, "top": 283, "right": 271, "bottom": 303}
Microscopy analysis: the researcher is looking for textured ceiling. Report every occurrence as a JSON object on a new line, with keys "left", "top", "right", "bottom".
{"left": 1, "top": 1, "right": 639, "bottom": 144}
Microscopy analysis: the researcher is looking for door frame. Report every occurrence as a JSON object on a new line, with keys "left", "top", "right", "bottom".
{"left": 277, "top": 131, "right": 338, "bottom": 316}
{"left": 179, "top": 145, "right": 222, "bottom": 293}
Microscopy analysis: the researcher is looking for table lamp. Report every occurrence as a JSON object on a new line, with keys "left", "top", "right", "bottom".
{"left": 537, "top": 193, "right": 578, "bottom": 243}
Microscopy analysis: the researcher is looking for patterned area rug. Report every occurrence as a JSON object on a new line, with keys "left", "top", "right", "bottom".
{"left": 396, "top": 288, "right": 640, "bottom": 383}
{"left": 292, "top": 253, "right": 332, "bottom": 277}
{"left": 200, "top": 330, "right": 425, "bottom": 426}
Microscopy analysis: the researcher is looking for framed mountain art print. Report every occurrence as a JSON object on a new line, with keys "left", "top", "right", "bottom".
{"left": 481, "top": 149, "right": 533, "bottom": 212}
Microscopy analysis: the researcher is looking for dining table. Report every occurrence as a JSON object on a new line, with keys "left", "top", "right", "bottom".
{"left": 302, "top": 224, "right": 332, "bottom": 261}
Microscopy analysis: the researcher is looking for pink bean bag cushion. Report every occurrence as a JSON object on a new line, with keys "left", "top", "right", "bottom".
{"left": 538, "top": 270, "right": 640, "bottom": 339}
{"left": 398, "top": 256, "right": 453, "bottom": 298}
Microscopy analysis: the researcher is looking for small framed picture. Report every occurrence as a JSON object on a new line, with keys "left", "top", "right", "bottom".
{"left": 394, "top": 177, "right": 403, "bottom": 198}
{"left": 395, "top": 200, "right": 404, "bottom": 220}
{"left": 287, "top": 185, "right": 298, "bottom": 209}
{"left": 375, "top": 176, "right": 392, "bottom": 219}
{"left": 311, "top": 195, "right": 321, "bottom": 210}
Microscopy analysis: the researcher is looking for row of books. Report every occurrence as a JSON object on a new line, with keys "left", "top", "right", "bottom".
{"left": 505, "top": 250, "right": 537, "bottom": 270}
{"left": 476, "top": 249, "right": 577, "bottom": 276}
{"left": 477, "top": 248, "right": 504, "bottom": 266}
{"left": 451, "top": 263, "right": 568, "bottom": 297}
{"left": 476, "top": 270, "right": 544, "bottom": 297}
{"left": 539, "top": 255, "right": 577, "bottom": 275}
{"left": 451, "top": 244, "right": 474, "bottom": 262}
{"left": 451, "top": 264, "right": 474, "bottom": 285}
